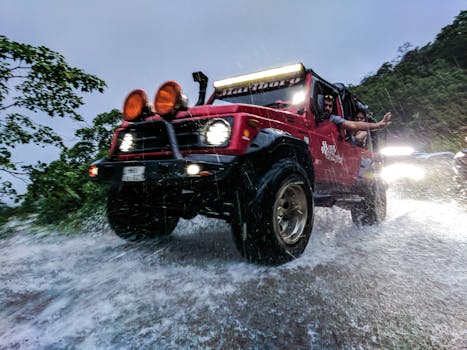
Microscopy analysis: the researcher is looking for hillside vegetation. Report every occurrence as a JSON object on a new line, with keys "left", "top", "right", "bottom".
{"left": 351, "top": 10, "right": 466, "bottom": 151}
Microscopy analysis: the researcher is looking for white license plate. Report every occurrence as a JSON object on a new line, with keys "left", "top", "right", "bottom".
{"left": 122, "top": 166, "right": 145, "bottom": 182}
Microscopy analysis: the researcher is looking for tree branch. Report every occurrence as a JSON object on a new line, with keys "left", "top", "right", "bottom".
{"left": 0, "top": 102, "right": 19, "bottom": 111}
{"left": 1, "top": 168, "right": 28, "bottom": 182}
{"left": 10, "top": 65, "right": 30, "bottom": 71}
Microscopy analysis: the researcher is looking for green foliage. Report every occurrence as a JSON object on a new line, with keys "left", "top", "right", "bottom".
{"left": 352, "top": 10, "right": 467, "bottom": 151}
{"left": 22, "top": 110, "right": 121, "bottom": 226}
{"left": 0, "top": 203, "right": 31, "bottom": 235}
{"left": 0, "top": 35, "right": 106, "bottom": 198}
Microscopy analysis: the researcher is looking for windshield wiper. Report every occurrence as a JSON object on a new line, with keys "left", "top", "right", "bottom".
{"left": 264, "top": 100, "right": 290, "bottom": 108}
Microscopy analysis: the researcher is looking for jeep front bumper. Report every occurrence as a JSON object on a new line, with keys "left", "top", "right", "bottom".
{"left": 88, "top": 154, "right": 239, "bottom": 188}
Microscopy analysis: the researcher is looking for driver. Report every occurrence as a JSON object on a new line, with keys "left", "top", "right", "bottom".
{"left": 323, "top": 94, "right": 392, "bottom": 132}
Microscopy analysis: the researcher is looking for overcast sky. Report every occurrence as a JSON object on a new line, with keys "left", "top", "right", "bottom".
{"left": 0, "top": 0, "right": 465, "bottom": 196}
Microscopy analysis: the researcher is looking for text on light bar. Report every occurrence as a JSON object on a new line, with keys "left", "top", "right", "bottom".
{"left": 213, "top": 63, "right": 304, "bottom": 89}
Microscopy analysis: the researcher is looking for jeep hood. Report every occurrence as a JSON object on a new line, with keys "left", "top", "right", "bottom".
{"left": 176, "top": 104, "right": 298, "bottom": 119}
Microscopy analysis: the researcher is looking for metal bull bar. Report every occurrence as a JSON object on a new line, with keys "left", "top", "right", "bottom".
{"left": 162, "top": 119, "right": 183, "bottom": 160}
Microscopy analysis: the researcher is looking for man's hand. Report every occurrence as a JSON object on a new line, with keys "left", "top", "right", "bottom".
{"left": 377, "top": 112, "right": 392, "bottom": 128}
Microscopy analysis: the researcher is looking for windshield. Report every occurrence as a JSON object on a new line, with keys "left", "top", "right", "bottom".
{"left": 212, "top": 80, "right": 307, "bottom": 109}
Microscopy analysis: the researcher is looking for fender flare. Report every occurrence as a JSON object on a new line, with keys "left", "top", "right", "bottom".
{"left": 244, "top": 128, "right": 315, "bottom": 187}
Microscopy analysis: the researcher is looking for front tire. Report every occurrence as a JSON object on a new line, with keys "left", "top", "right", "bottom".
{"left": 351, "top": 181, "right": 387, "bottom": 226}
{"left": 232, "top": 160, "right": 314, "bottom": 265}
{"left": 107, "top": 186, "right": 179, "bottom": 241}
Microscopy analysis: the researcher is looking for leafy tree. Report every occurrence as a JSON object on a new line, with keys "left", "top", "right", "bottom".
{"left": 0, "top": 35, "right": 106, "bottom": 200}
{"left": 22, "top": 110, "right": 121, "bottom": 225}
{"left": 430, "top": 10, "right": 467, "bottom": 68}
{"left": 351, "top": 10, "right": 467, "bottom": 151}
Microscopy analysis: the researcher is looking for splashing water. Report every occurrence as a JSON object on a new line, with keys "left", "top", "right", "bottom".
{"left": 0, "top": 191, "right": 465, "bottom": 349}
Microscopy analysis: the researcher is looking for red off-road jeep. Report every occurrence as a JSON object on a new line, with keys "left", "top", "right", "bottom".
{"left": 89, "top": 63, "right": 386, "bottom": 265}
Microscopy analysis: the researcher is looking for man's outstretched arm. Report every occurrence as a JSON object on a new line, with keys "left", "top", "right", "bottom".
{"left": 342, "top": 112, "right": 392, "bottom": 131}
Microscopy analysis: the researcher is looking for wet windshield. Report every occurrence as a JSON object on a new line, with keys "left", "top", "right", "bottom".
{"left": 212, "top": 80, "right": 307, "bottom": 108}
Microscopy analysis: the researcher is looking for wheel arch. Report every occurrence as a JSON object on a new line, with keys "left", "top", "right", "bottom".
{"left": 245, "top": 128, "right": 315, "bottom": 189}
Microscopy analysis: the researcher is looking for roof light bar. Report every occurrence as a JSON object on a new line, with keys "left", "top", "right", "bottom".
{"left": 213, "top": 63, "right": 304, "bottom": 89}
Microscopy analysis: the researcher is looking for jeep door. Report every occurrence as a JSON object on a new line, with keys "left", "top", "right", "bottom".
{"left": 307, "top": 79, "right": 353, "bottom": 185}
{"left": 310, "top": 119, "right": 351, "bottom": 185}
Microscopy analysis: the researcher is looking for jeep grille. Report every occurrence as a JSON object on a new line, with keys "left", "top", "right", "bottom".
{"left": 114, "top": 118, "right": 232, "bottom": 155}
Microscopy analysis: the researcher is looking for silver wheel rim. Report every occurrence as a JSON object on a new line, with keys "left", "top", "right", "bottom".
{"left": 273, "top": 180, "right": 308, "bottom": 245}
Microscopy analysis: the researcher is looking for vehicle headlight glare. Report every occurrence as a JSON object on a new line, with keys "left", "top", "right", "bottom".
{"left": 186, "top": 163, "right": 201, "bottom": 175}
{"left": 380, "top": 146, "right": 415, "bottom": 157}
{"left": 203, "top": 119, "right": 231, "bottom": 146}
{"left": 119, "top": 132, "right": 135, "bottom": 152}
{"left": 292, "top": 90, "right": 306, "bottom": 105}
{"left": 381, "top": 163, "right": 425, "bottom": 183}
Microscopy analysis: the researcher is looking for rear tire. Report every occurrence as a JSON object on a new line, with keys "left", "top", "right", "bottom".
{"left": 351, "top": 181, "right": 386, "bottom": 226}
{"left": 107, "top": 186, "right": 179, "bottom": 241}
{"left": 232, "top": 160, "right": 314, "bottom": 265}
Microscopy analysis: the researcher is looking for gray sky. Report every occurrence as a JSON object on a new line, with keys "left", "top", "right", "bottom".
{"left": 0, "top": 0, "right": 465, "bottom": 196}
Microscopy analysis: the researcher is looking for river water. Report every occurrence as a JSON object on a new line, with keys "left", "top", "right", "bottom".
{"left": 0, "top": 191, "right": 466, "bottom": 349}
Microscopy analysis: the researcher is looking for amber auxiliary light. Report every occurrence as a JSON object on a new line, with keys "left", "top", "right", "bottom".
{"left": 154, "top": 81, "right": 186, "bottom": 117}
{"left": 122, "top": 89, "right": 148, "bottom": 121}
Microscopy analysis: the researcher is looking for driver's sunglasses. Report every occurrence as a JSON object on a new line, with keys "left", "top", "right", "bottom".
{"left": 324, "top": 94, "right": 334, "bottom": 100}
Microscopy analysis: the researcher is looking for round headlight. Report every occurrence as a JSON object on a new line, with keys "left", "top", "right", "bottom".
{"left": 202, "top": 119, "right": 231, "bottom": 146}
{"left": 119, "top": 132, "right": 136, "bottom": 152}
